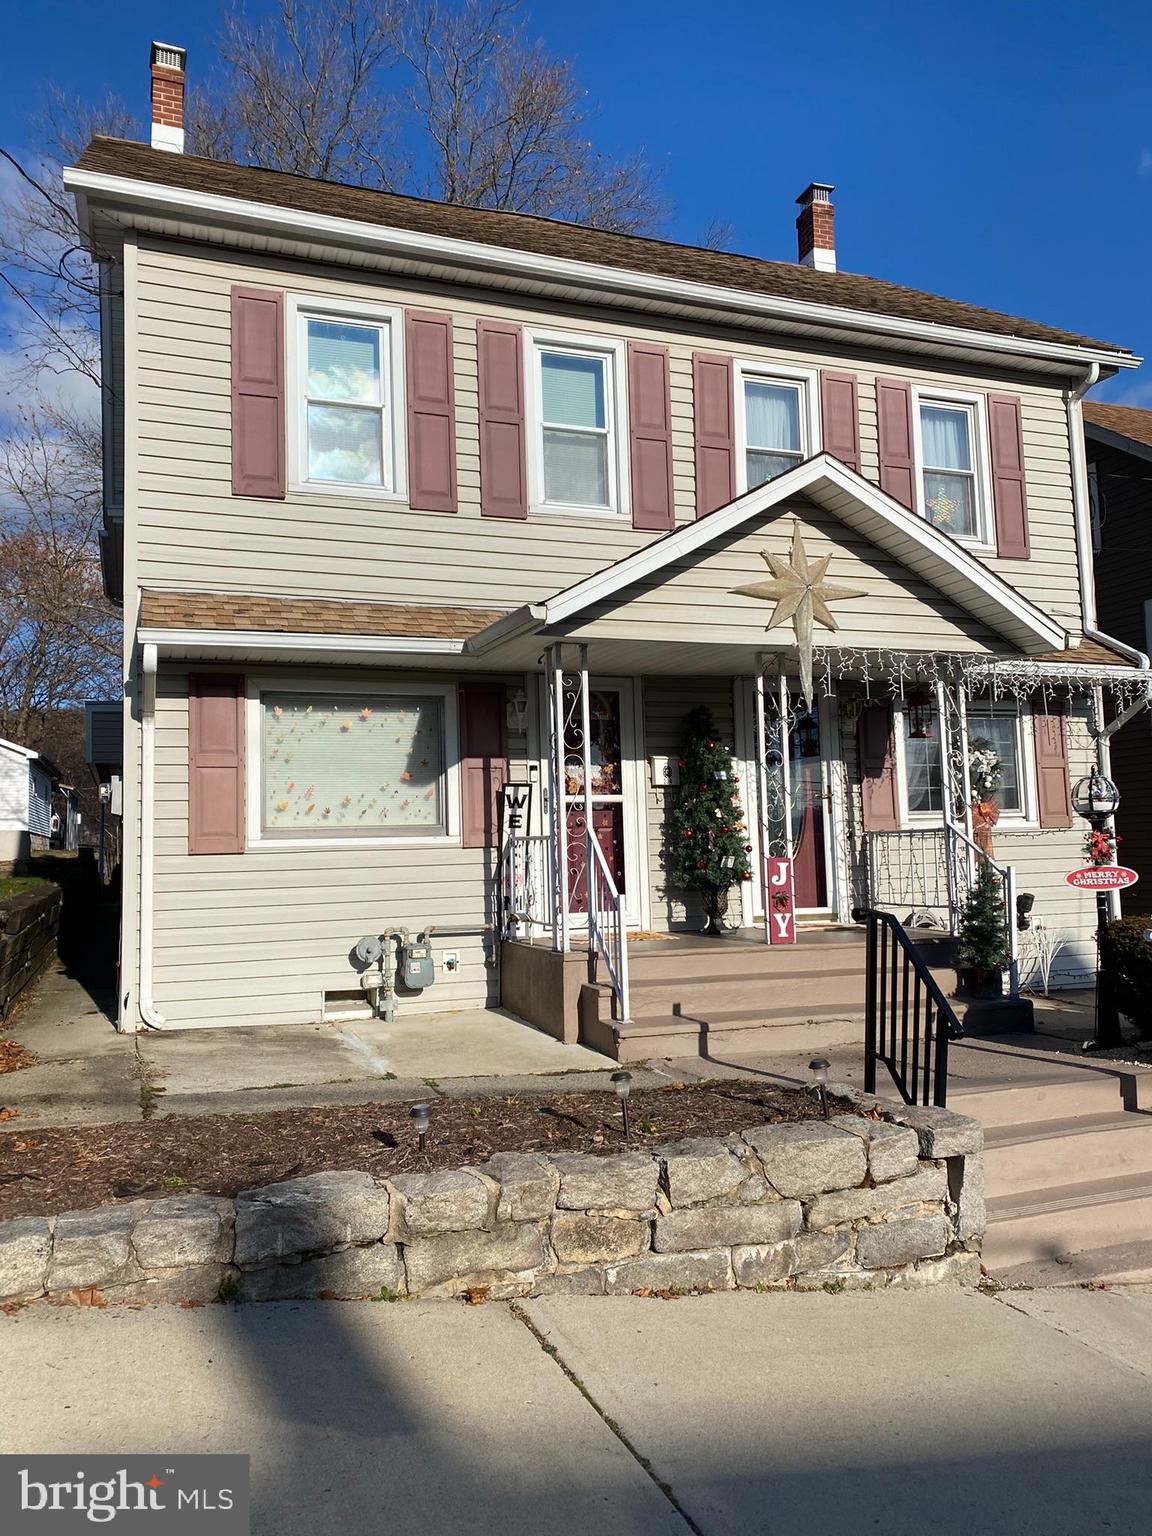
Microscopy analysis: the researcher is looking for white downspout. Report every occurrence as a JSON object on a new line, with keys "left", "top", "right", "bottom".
{"left": 138, "top": 643, "right": 165, "bottom": 1027}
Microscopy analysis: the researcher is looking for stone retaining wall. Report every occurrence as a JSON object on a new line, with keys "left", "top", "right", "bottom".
{"left": 0, "top": 1092, "right": 984, "bottom": 1305}
{"left": 0, "top": 885, "right": 61, "bottom": 1020}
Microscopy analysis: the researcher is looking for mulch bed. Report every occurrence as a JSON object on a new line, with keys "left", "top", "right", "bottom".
{"left": 0, "top": 1082, "right": 861, "bottom": 1221}
{"left": 0, "top": 1038, "right": 36, "bottom": 1075}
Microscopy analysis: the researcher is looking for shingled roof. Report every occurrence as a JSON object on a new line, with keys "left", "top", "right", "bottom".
{"left": 1083, "top": 400, "right": 1152, "bottom": 451}
{"left": 77, "top": 137, "right": 1128, "bottom": 356}
{"left": 139, "top": 590, "right": 507, "bottom": 639}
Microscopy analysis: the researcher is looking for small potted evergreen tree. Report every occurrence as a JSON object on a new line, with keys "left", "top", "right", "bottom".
{"left": 958, "top": 862, "right": 1009, "bottom": 996}
{"left": 666, "top": 707, "right": 752, "bottom": 935}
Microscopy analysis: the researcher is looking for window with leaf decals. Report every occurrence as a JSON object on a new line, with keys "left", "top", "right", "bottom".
{"left": 260, "top": 691, "right": 446, "bottom": 836}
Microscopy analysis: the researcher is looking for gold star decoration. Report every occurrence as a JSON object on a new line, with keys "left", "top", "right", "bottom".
{"left": 732, "top": 521, "right": 865, "bottom": 702}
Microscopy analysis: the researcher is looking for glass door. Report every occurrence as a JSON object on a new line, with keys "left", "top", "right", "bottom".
{"left": 563, "top": 684, "right": 627, "bottom": 915}
{"left": 746, "top": 686, "right": 835, "bottom": 917}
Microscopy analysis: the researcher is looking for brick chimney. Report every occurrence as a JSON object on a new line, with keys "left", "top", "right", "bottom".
{"left": 150, "top": 42, "right": 187, "bottom": 153}
{"left": 796, "top": 183, "right": 836, "bottom": 272}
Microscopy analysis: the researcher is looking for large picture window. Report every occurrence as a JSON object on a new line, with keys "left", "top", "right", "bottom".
{"left": 260, "top": 691, "right": 446, "bottom": 837}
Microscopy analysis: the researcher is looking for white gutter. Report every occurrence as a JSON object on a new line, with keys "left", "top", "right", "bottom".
{"left": 64, "top": 166, "right": 1141, "bottom": 376}
{"left": 138, "top": 642, "right": 165, "bottom": 1028}
{"left": 136, "top": 628, "right": 467, "bottom": 656}
{"left": 465, "top": 605, "right": 547, "bottom": 655}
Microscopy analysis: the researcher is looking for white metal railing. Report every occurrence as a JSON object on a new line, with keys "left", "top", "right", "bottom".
{"left": 586, "top": 830, "right": 631, "bottom": 1022}
{"left": 500, "top": 834, "right": 554, "bottom": 944}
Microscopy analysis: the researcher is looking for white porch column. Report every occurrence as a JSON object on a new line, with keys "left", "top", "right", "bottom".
{"left": 753, "top": 655, "right": 793, "bottom": 944}
{"left": 546, "top": 643, "right": 572, "bottom": 953}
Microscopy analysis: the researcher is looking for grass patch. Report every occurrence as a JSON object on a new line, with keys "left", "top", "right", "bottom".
{"left": 0, "top": 876, "right": 52, "bottom": 901}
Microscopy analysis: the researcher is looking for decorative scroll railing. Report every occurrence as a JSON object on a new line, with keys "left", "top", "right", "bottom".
{"left": 500, "top": 834, "right": 553, "bottom": 943}
{"left": 865, "top": 827, "right": 1020, "bottom": 999}
{"left": 586, "top": 831, "right": 631, "bottom": 1023}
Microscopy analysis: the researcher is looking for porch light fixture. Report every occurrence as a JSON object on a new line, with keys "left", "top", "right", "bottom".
{"left": 611, "top": 1070, "right": 633, "bottom": 1143}
{"left": 506, "top": 688, "right": 529, "bottom": 734}
{"left": 410, "top": 1101, "right": 432, "bottom": 1152}
{"left": 907, "top": 689, "right": 933, "bottom": 741}
{"left": 808, "top": 1057, "right": 831, "bottom": 1120}
{"left": 1071, "top": 770, "right": 1120, "bottom": 827}
{"left": 1015, "top": 892, "right": 1035, "bottom": 931}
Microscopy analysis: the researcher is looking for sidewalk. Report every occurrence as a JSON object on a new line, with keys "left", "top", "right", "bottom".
{"left": 3, "top": 1288, "right": 1150, "bottom": 1535}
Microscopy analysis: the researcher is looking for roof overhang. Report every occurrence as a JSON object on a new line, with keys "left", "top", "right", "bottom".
{"left": 542, "top": 454, "right": 1070, "bottom": 656}
{"left": 0, "top": 737, "right": 38, "bottom": 761}
{"left": 1084, "top": 420, "right": 1152, "bottom": 467}
{"left": 136, "top": 626, "right": 471, "bottom": 668}
{"left": 64, "top": 166, "right": 1139, "bottom": 380}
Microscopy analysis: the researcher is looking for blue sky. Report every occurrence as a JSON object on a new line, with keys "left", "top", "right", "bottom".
{"left": 2, "top": 0, "right": 1150, "bottom": 402}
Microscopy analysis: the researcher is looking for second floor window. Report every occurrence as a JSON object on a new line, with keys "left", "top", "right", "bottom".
{"left": 745, "top": 379, "right": 804, "bottom": 487}
{"left": 534, "top": 343, "right": 619, "bottom": 512}
{"left": 914, "top": 390, "right": 992, "bottom": 546}
{"left": 305, "top": 318, "right": 391, "bottom": 486}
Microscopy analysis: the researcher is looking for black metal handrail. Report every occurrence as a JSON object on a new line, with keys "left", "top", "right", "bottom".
{"left": 852, "top": 907, "right": 963, "bottom": 1107}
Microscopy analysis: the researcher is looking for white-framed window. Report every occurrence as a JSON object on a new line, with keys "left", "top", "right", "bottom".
{"left": 526, "top": 329, "right": 628, "bottom": 517}
{"left": 895, "top": 696, "right": 1036, "bottom": 827}
{"left": 246, "top": 679, "right": 459, "bottom": 847}
{"left": 286, "top": 295, "right": 407, "bottom": 497}
{"left": 912, "top": 388, "right": 993, "bottom": 547}
{"left": 735, "top": 364, "right": 819, "bottom": 493}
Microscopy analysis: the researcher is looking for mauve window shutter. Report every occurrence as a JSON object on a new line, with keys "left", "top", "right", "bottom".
{"left": 858, "top": 701, "right": 901, "bottom": 832}
{"left": 477, "top": 320, "right": 528, "bottom": 519}
{"left": 405, "top": 310, "right": 458, "bottom": 513}
{"left": 627, "top": 341, "right": 675, "bottom": 530}
{"left": 989, "top": 393, "right": 1030, "bottom": 559}
{"left": 820, "top": 370, "right": 861, "bottom": 473}
{"left": 459, "top": 684, "right": 508, "bottom": 849}
{"left": 188, "top": 674, "right": 245, "bottom": 855}
{"left": 1033, "top": 703, "right": 1073, "bottom": 828}
{"left": 876, "top": 378, "right": 916, "bottom": 510}
{"left": 692, "top": 353, "right": 736, "bottom": 517}
{"left": 231, "top": 286, "right": 285, "bottom": 499}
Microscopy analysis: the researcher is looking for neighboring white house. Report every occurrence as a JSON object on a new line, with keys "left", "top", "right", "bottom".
{"left": 0, "top": 737, "right": 52, "bottom": 867}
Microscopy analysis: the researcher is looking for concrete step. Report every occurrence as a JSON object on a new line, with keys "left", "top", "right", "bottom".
{"left": 626, "top": 938, "right": 864, "bottom": 981}
{"left": 983, "top": 1112, "right": 1152, "bottom": 1200}
{"left": 628, "top": 970, "right": 866, "bottom": 1015}
{"left": 584, "top": 1007, "right": 865, "bottom": 1065}
{"left": 983, "top": 1171, "right": 1152, "bottom": 1270}
{"left": 991, "top": 1238, "right": 1152, "bottom": 1288}
{"left": 949, "top": 1071, "right": 1127, "bottom": 1129}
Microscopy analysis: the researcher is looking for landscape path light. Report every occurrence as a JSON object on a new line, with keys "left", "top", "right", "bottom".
{"left": 410, "top": 1101, "right": 432, "bottom": 1153}
{"left": 809, "top": 1057, "right": 831, "bottom": 1119}
{"left": 611, "top": 1070, "right": 633, "bottom": 1144}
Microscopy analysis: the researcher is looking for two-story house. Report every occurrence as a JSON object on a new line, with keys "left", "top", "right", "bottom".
{"left": 68, "top": 43, "right": 1148, "bottom": 1048}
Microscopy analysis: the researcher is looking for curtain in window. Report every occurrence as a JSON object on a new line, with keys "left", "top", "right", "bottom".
{"left": 262, "top": 693, "right": 444, "bottom": 834}
{"left": 921, "top": 406, "right": 971, "bottom": 470}
{"left": 543, "top": 429, "right": 608, "bottom": 505}
{"left": 746, "top": 382, "right": 800, "bottom": 452}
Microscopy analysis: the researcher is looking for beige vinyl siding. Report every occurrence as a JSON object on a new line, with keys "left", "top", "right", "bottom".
{"left": 569, "top": 499, "right": 999, "bottom": 653}
{"left": 642, "top": 677, "right": 738, "bottom": 930}
{"left": 131, "top": 240, "right": 1082, "bottom": 629}
{"left": 149, "top": 662, "right": 526, "bottom": 1028}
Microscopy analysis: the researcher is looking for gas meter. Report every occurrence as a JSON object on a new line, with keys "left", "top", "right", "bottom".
{"left": 401, "top": 941, "right": 436, "bottom": 989}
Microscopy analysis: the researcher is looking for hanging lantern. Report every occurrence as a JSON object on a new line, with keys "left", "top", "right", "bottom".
{"left": 907, "top": 688, "right": 933, "bottom": 740}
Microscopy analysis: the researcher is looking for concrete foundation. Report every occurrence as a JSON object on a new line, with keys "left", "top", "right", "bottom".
{"left": 500, "top": 941, "right": 588, "bottom": 1044}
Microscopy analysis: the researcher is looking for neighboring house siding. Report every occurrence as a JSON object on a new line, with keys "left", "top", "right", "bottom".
{"left": 28, "top": 766, "right": 53, "bottom": 839}
{"left": 149, "top": 663, "right": 527, "bottom": 1027}
{"left": 0, "top": 751, "right": 30, "bottom": 834}
{"left": 1091, "top": 437, "right": 1152, "bottom": 904}
{"left": 131, "top": 240, "right": 1082, "bottom": 626}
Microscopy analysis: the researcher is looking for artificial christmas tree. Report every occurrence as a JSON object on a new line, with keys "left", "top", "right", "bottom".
{"left": 666, "top": 707, "right": 752, "bottom": 935}
{"left": 957, "top": 861, "right": 1009, "bottom": 993}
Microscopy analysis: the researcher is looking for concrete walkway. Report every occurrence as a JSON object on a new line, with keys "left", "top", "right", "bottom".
{"left": 3, "top": 1289, "right": 1150, "bottom": 1535}
{"left": 1, "top": 958, "right": 618, "bottom": 1128}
